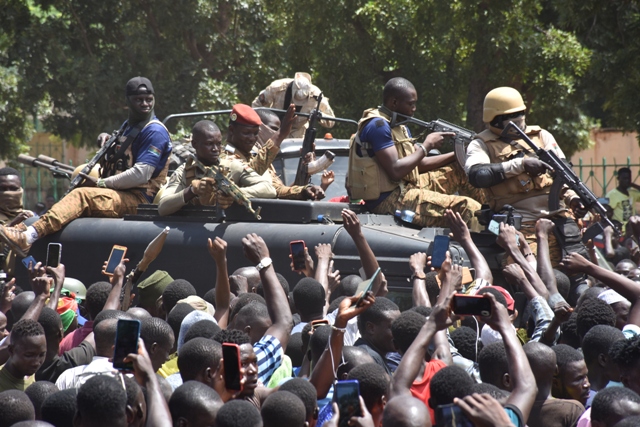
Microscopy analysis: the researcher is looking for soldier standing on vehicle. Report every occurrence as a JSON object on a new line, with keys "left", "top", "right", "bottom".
{"left": 157, "top": 118, "right": 276, "bottom": 216}
{"left": 347, "top": 77, "right": 482, "bottom": 228}
{"left": 465, "top": 86, "right": 588, "bottom": 266}
{"left": 251, "top": 72, "right": 335, "bottom": 138}
{"left": 0, "top": 77, "right": 172, "bottom": 256}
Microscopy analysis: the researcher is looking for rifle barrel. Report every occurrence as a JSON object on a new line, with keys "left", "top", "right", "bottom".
{"left": 36, "top": 155, "right": 75, "bottom": 172}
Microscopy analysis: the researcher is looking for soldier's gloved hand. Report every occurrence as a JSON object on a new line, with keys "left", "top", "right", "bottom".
{"left": 523, "top": 158, "right": 553, "bottom": 177}
{"left": 191, "top": 178, "right": 215, "bottom": 199}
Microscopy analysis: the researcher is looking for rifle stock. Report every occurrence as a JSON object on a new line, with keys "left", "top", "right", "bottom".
{"left": 65, "top": 132, "right": 119, "bottom": 195}
{"left": 294, "top": 93, "right": 323, "bottom": 186}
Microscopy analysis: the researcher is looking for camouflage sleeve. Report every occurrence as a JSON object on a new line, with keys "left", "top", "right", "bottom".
{"left": 269, "top": 170, "right": 306, "bottom": 200}
{"left": 157, "top": 164, "right": 189, "bottom": 216}
{"left": 249, "top": 140, "right": 280, "bottom": 176}
{"left": 227, "top": 160, "right": 277, "bottom": 199}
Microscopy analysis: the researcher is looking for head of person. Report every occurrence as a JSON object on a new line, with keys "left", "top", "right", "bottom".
{"left": 554, "top": 269, "right": 571, "bottom": 301}
{"left": 611, "top": 335, "right": 640, "bottom": 394}
{"left": 125, "top": 76, "right": 155, "bottom": 123}
{"left": 255, "top": 109, "right": 280, "bottom": 132}
{"left": 74, "top": 375, "right": 127, "bottom": 427}
{"left": 227, "top": 104, "right": 261, "bottom": 157}
{"left": 85, "top": 281, "right": 113, "bottom": 321}
{"left": 213, "top": 329, "right": 258, "bottom": 397}
{"left": 93, "top": 318, "right": 118, "bottom": 358}
{"left": 169, "top": 380, "right": 223, "bottom": 427}
{"left": 482, "top": 86, "right": 527, "bottom": 134}
{"left": 166, "top": 303, "right": 196, "bottom": 351}
{"left": 470, "top": 383, "right": 509, "bottom": 404}
{"left": 576, "top": 297, "right": 617, "bottom": 342}
{"left": 478, "top": 342, "right": 509, "bottom": 390}
{"left": 162, "top": 280, "right": 197, "bottom": 317}
{"left": 183, "top": 319, "right": 221, "bottom": 344}
{"left": 347, "top": 363, "right": 390, "bottom": 427}
{"left": 391, "top": 310, "right": 427, "bottom": 356}
{"left": 598, "top": 289, "right": 631, "bottom": 331}
{"left": 292, "top": 278, "right": 325, "bottom": 322}
{"left": 292, "top": 72, "right": 312, "bottom": 106}
{"left": 523, "top": 341, "right": 557, "bottom": 392}
{"left": 357, "top": 297, "right": 400, "bottom": 354}
{"left": 334, "top": 346, "right": 376, "bottom": 381}
{"left": 136, "top": 270, "right": 174, "bottom": 318}
{"left": 424, "top": 272, "right": 440, "bottom": 307}
{"left": 177, "top": 337, "right": 222, "bottom": 388}
{"left": 0, "top": 167, "right": 24, "bottom": 218}
{"left": 126, "top": 307, "right": 151, "bottom": 321}
{"left": 12, "top": 292, "right": 36, "bottom": 323}
{"left": 286, "top": 333, "right": 304, "bottom": 367}
{"left": 552, "top": 344, "right": 591, "bottom": 405}
{"left": 191, "top": 120, "right": 222, "bottom": 167}
{"left": 232, "top": 301, "right": 270, "bottom": 345}
{"left": 591, "top": 386, "right": 640, "bottom": 427}
{"left": 123, "top": 376, "right": 146, "bottom": 427}
{"left": 308, "top": 324, "right": 332, "bottom": 366}
{"left": 450, "top": 326, "right": 482, "bottom": 362}
{"left": 616, "top": 259, "right": 637, "bottom": 277}
{"left": 582, "top": 325, "right": 625, "bottom": 386}
{"left": 25, "top": 381, "right": 58, "bottom": 420}
{"left": 558, "top": 311, "right": 580, "bottom": 348}
{"left": 215, "top": 399, "right": 263, "bottom": 427}
{"left": 92, "top": 309, "right": 134, "bottom": 327}
{"left": 261, "top": 391, "right": 307, "bottom": 427}
{"left": 8, "top": 319, "right": 47, "bottom": 377}
{"left": 618, "top": 167, "right": 632, "bottom": 190}
{"left": 330, "top": 275, "right": 362, "bottom": 302}
{"left": 41, "top": 389, "right": 76, "bottom": 427}
{"left": 140, "top": 317, "right": 175, "bottom": 372}
{"left": 0, "top": 311, "right": 9, "bottom": 340}
{"left": 0, "top": 390, "right": 35, "bottom": 427}
{"left": 231, "top": 266, "right": 261, "bottom": 295}
{"left": 428, "top": 365, "right": 474, "bottom": 410}
{"left": 279, "top": 378, "right": 319, "bottom": 427}
{"left": 37, "top": 308, "right": 63, "bottom": 357}
{"left": 228, "top": 293, "right": 266, "bottom": 329}
{"left": 382, "top": 396, "right": 431, "bottom": 427}
{"left": 382, "top": 77, "right": 417, "bottom": 117}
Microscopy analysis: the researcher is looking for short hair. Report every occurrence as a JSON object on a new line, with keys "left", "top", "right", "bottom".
{"left": 123, "top": 376, "right": 142, "bottom": 409}
{"left": 357, "top": 297, "right": 399, "bottom": 335}
{"left": 261, "top": 391, "right": 306, "bottom": 427}
{"left": 450, "top": 326, "right": 482, "bottom": 362}
{"left": 75, "top": 376, "right": 126, "bottom": 422}
{"left": 382, "top": 77, "right": 415, "bottom": 104}
{"left": 178, "top": 337, "right": 222, "bottom": 382}
{"left": 292, "top": 278, "right": 325, "bottom": 318}
{"left": 523, "top": 341, "right": 556, "bottom": 382}
{"left": 0, "top": 167, "right": 20, "bottom": 177}
{"left": 257, "top": 273, "right": 290, "bottom": 296}
{"left": 93, "top": 309, "right": 133, "bottom": 327}
{"left": 591, "top": 386, "right": 640, "bottom": 425}
{"left": 11, "top": 292, "right": 35, "bottom": 322}
{"left": 559, "top": 312, "right": 580, "bottom": 348}
{"left": 611, "top": 335, "right": 640, "bottom": 370}
{"left": 215, "top": 399, "right": 263, "bottom": 427}
{"left": 552, "top": 344, "right": 585, "bottom": 373}
{"left": 41, "top": 389, "right": 76, "bottom": 427}
{"left": 93, "top": 318, "right": 118, "bottom": 355}
{"left": 553, "top": 269, "right": 571, "bottom": 301}
{"left": 285, "top": 333, "right": 304, "bottom": 367}
{"left": 192, "top": 120, "right": 221, "bottom": 140}
{"left": 162, "top": 279, "right": 197, "bottom": 313}
{"left": 169, "top": 380, "right": 223, "bottom": 424}
{"left": 183, "top": 319, "right": 221, "bottom": 344}
{"left": 37, "top": 307, "right": 62, "bottom": 338}
{"left": 0, "top": 390, "right": 35, "bottom": 427}
{"left": 471, "top": 382, "right": 509, "bottom": 401}
{"left": 328, "top": 296, "right": 346, "bottom": 313}
{"left": 391, "top": 310, "right": 426, "bottom": 354}
{"left": 477, "top": 287, "right": 509, "bottom": 311}
{"left": 85, "top": 281, "right": 113, "bottom": 320}
{"left": 347, "top": 363, "right": 389, "bottom": 412}
{"left": 229, "top": 293, "right": 266, "bottom": 321}
{"left": 478, "top": 342, "right": 508, "bottom": 387}
{"left": 582, "top": 325, "right": 625, "bottom": 366}
{"left": 309, "top": 324, "right": 332, "bottom": 362}
{"left": 576, "top": 298, "right": 616, "bottom": 341}
{"left": 576, "top": 286, "right": 605, "bottom": 308}
{"left": 235, "top": 302, "right": 269, "bottom": 328}
{"left": 126, "top": 307, "right": 152, "bottom": 320}
{"left": 203, "top": 288, "right": 216, "bottom": 307}
{"left": 408, "top": 305, "right": 432, "bottom": 317}
{"left": 214, "top": 328, "right": 252, "bottom": 346}
{"left": 429, "top": 366, "right": 474, "bottom": 408}
{"left": 425, "top": 272, "right": 440, "bottom": 306}
{"left": 338, "top": 346, "right": 375, "bottom": 379}
{"left": 279, "top": 378, "right": 318, "bottom": 420}
{"left": 11, "top": 319, "right": 45, "bottom": 345}
{"left": 255, "top": 109, "right": 280, "bottom": 126}
{"left": 25, "top": 381, "right": 58, "bottom": 420}
{"left": 141, "top": 317, "right": 175, "bottom": 350}
{"left": 167, "top": 303, "right": 196, "bottom": 340}
{"left": 615, "top": 415, "right": 640, "bottom": 427}
{"left": 618, "top": 167, "right": 632, "bottom": 177}
{"left": 340, "top": 275, "right": 363, "bottom": 297}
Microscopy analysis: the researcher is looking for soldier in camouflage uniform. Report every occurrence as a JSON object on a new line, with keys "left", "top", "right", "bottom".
{"left": 0, "top": 168, "right": 34, "bottom": 275}
{"left": 157, "top": 119, "right": 275, "bottom": 216}
{"left": 252, "top": 72, "right": 335, "bottom": 138}
{"left": 348, "top": 77, "right": 482, "bottom": 228}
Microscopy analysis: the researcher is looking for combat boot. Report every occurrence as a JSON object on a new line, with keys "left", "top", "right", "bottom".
{"left": 0, "top": 225, "right": 31, "bottom": 257}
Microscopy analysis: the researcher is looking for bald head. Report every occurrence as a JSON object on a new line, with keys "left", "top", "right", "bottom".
{"left": 191, "top": 120, "right": 220, "bottom": 139}
{"left": 382, "top": 396, "right": 430, "bottom": 427}
{"left": 337, "top": 346, "right": 376, "bottom": 379}
{"left": 232, "top": 267, "right": 261, "bottom": 291}
{"left": 524, "top": 342, "right": 557, "bottom": 384}
{"left": 383, "top": 78, "right": 416, "bottom": 104}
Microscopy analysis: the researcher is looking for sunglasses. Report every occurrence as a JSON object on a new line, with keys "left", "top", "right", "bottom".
{"left": 503, "top": 111, "right": 526, "bottom": 120}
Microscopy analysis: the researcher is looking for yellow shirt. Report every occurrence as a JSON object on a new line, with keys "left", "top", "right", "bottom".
{"left": 606, "top": 187, "right": 640, "bottom": 226}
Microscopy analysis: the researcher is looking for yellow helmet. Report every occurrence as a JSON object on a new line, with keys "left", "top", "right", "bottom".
{"left": 483, "top": 87, "right": 526, "bottom": 123}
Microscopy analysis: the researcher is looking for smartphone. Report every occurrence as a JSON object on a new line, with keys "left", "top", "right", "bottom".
{"left": 451, "top": 294, "right": 492, "bottom": 317}
{"left": 46, "top": 243, "right": 62, "bottom": 267}
{"left": 113, "top": 319, "right": 141, "bottom": 370}
{"left": 352, "top": 267, "right": 381, "bottom": 307}
{"left": 22, "top": 255, "right": 37, "bottom": 272}
{"left": 222, "top": 343, "right": 243, "bottom": 391}
{"left": 334, "top": 380, "right": 362, "bottom": 427}
{"left": 290, "top": 240, "right": 306, "bottom": 271}
{"left": 436, "top": 403, "right": 474, "bottom": 427}
{"left": 311, "top": 319, "right": 329, "bottom": 330}
{"left": 104, "top": 245, "right": 127, "bottom": 276}
{"left": 431, "top": 235, "right": 450, "bottom": 268}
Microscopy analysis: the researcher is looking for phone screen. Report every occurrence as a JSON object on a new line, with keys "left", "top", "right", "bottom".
{"left": 113, "top": 319, "right": 140, "bottom": 370}
{"left": 46, "top": 243, "right": 62, "bottom": 267}
{"left": 290, "top": 241, "right": 306, "bottom": 271}
{"left": 222, "top": 343, "right": 243, "bottom": 391}
{"left": 352, "top": 267, "right": 381, "bottom": 307}
{"left": 431, "top": 235, "right": 450, "bottom": 268}
{"left": 105, "top": 246, "right": 127, "bottom": 275}
{"left": 436, "top": 403, "right": 474, "bottom": 427}
{"left": 452, "top": 295, "right": 492, "bottom": 317}
{"left": 22, "top": 255, "right": 37, "bottom": 272}
{"left": 334, "top": 380, "right": 362, "bottom": 427}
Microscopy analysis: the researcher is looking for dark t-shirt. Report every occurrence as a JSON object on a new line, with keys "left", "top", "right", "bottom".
{"left": 354, "top": 338, "right": 392, "bottom": 375}
{"left": 35, "top": 341, "right": 95, "bottom": 383}
{"left": 527, "top": 398, "right": 584, "bottom": 427}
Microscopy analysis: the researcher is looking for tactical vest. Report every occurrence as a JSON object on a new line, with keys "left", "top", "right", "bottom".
{"left": 476, "top": 126, "right": 554, "bottom": 210}
{"left": 348, "top": 108, "right": 419, "bottom": 200}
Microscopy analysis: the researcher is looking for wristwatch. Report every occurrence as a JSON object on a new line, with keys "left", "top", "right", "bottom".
{"left": 256, "top": 257, "right": 273, "bottom": 272}
{"left": 417, "top": 143, "right": 428, "bottom": 157}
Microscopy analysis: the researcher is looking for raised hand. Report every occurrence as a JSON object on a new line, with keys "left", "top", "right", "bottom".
{"left": 342, "top": 209, "right": 362, "bottom": 238}
{"left": 207, "top": 237, "right": 228, "bottom": 264}
{"left": 559, "top": 252, "right": 593, "bottom": 273}
{"left": 242, "top": 233, "right": 270, "bottom": 265}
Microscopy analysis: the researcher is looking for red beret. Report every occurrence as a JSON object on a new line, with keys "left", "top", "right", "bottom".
{"left": 230, "top": 104, "right": 261, "bottom": 126}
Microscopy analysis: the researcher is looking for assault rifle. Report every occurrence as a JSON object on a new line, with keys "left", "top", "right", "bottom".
{"left": 193, "top": 158, "right": 262, "bottom": 220}
{"left": 65, "top": 131, "right": 121, "bottom": 195}
{"left": 503, "top": 121, "right": 619, "bottom": 237}
{"left": 294, "top": 93, "right": 323, "bottom": 186}
{"left": 388, "top": 111, "right": 475, "bottom": 167}
{"left": 17, "top": 155, "right": 75, "bottom": 180}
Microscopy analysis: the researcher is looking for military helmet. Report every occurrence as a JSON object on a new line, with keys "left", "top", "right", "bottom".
{"left": 62, "top": 277, "right": 87, "bottom": 300}
{"left": 71, "top": 163, "right": 101, "bottom": 180}
{"left": 483, "top": 87, "right": 526, "bottom": 123}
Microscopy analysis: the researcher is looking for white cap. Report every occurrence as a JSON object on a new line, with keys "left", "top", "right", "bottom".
{"left": 598, "top": 289, "right": 628, "bottom": 306}
{"left": 293, "top": 72, "right": 312, "bottom": 105}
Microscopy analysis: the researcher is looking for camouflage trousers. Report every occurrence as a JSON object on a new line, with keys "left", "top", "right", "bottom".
{"left": 373, "top": 164, "right": 483, "bottom": 228}
{"left": 504, "top": 221, "right": 562, "bottom": 267}
{"left": 33, "top": 187, "right": 147, "bottom": 237}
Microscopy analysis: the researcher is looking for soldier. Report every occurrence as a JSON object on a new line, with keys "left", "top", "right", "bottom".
{"left": 252, "top": 72, "right": 335, "bottom": 138}
{"left": 223, "top": 104, "right": 325, "bottom": 200}
{"left": 347, "top": 77, "right": 482, "bottom": 228}
{"left": 0, "top": 168, "right": 34, "bottom": 275}
{"left": 0, "top": 77, "right": 172, "bottom": 256}
{"left": 157, "top": 118, "right": 276, "bottom": 216}
{"left": 465, "top": 86, "right": 587, "bottom": 266}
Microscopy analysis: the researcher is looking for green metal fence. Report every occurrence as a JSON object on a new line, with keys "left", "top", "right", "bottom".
{"left": 574, "top": 157, "right": 640, "bottom": 197}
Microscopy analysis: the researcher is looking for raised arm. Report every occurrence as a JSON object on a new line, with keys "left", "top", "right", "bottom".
{"left": 535, "top": 219, "right": 560, "bottom": 298}
{"left": 409, "top": 252, "right": 430, "bottom": 307}
{"left": 242, "top": 233, "right": 293, "bottom": 350}
{"left": 445, "top": 209, "right": 493, "bottom": 283}
{"left": 314, "top": 244, "right": 333, "bottom": 310}
{"left": 208, "top": 237, "right": 230, "bottom": 328}
{"left": 102, "top": 259, "right": 128, "bottom": 311}
{"left": 46, "top": 264, "right": 66, "bottom": 310}
{"left": 342, "top": 209, "right": 384, "bottom": 296}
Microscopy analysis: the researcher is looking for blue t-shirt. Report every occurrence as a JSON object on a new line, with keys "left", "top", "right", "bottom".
{"left": 123, "top": 117, "right": 172, "bottom": 179}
